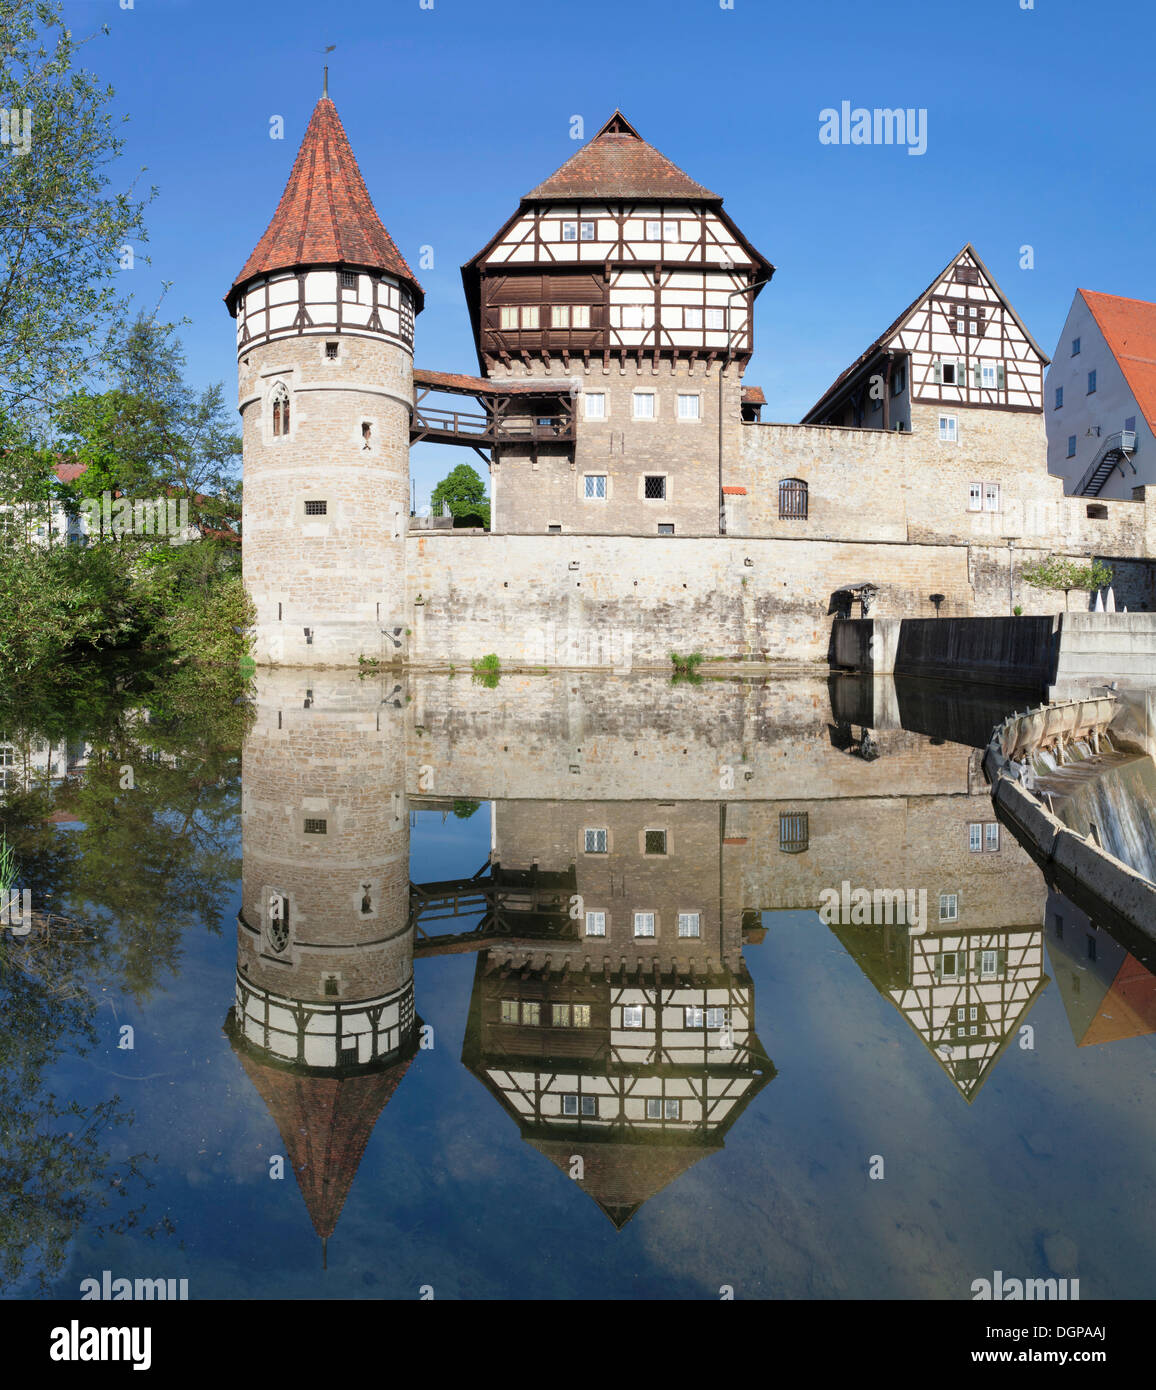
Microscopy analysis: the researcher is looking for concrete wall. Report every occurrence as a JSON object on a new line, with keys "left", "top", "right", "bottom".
{"left": 1049, "top": 612, "right": 1156, "bottom": 699}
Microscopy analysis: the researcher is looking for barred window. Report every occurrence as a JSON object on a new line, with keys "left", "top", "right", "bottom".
{"left": 779, "top": 811, "right": 808, "bottom": 852}
{"left": 778, "top": 478, "right": 807, "bottom": 520}
{"left": 303, "top": 818, "right": 327, "bottom": 834}
{"left": 304, "top": 500, "right": 327, "bottom": 516}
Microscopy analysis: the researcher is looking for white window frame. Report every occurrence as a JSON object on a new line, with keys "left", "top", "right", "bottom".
{"left": 499, "top": 306, "right": 518, "bottom": 329}
{"left": 583, "top": 391, "right": 606, "bottom": 420}
{"left": 969, "top": 823, "right": 983, "bottom": 853}
{"left": 984, "top": 482, "right": 1001, "bottom": 513}
{"left": 562, "top": 1093, "right": 579, "bottom": 1115}
{"left": 583, "top": 474, "right": 607, "bottom": 501}
{"left": 685, "top": 307, "right": 703, "bottom": 330}
{"left": 939, "top": 894, "right": 960, "bottom": 923}
{"left": 645, "top": 1097, "right": 663, "bottom": 1119}
{"left": 985, "top": 823, "right": 1000, "bottom": 852}
{"left": 585, "top": 910, "right": 606, "bottom": 937}
{"left": 633, "top": 912, "right": 656, "bottom": 938}
{"left": 968, "top": 481, "right": 982, "bottom": 512}
{"left": 561, "top": 221, "right": 578, "bottom": 241}
{"left": 980, "top": 948, "right": 999, "bottom": 978}
{"left": 622, "top": 1004, "right": 644, "bottom": 1028}
{"left": 633, "top": 391, "right": 656, "bottom": 420}
{"left": 684, "top": 1006, "right": 704, "bottom": 1029}
{"left": 584, "top": 827, "right": 608, "bottom": 854}
{"left": 520, "top": 305, "right": 539, "bottom": 329}
{"left": 677, "top": 393, "right": 701, "bottom": 420}
{"left": 552, "top": 305, "right": 569, "bottom": 328}
{"left": 677, "top": 912, "right": 701, "bottom": 938}
{"left": 981, "top": 363, "right": 998, "bottom": 388}
{"left": 579, "top": 220, "right": 595, "bottom": 241}
{"left": 571, "top": 304, "right": 591, "bottom": 328}
{"left": 706, "top": 1007, "right": 728, "bottom": 1030}
{"left": 939, "top": 414, "right": 958, "bottom": 443}
{"left": 705, "top": 307, "right": 725, "bottom": 330}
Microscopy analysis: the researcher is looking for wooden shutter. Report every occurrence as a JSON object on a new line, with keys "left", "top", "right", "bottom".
{"left": 933, "top": 361, "right": 942, "bottom": 384}
{"left": 974, "top": 363, "right": 983, "bottom": 388}
{"left": 997, "top": 364, "right": 1006, "bottom": 389}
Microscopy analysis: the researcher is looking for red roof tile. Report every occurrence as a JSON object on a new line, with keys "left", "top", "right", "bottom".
{"left": 1080, "top": 289, "right": 1156, "bottom": 432}
{"left": 524, "top": 111, "right": 719, "bottom": 203}
{"left": 229, "top": 96, "right": 421, "bottom": 310}
{"left": 722, "top": 485, "right": 747, "bottom": 495}
{"left": 741, "top": 386, "right": 766, "bottom": 405}
{"left": 414, "top": 368, "right": 563, "bottom": 397}
{"left": 54, "top": 461, "right": 87, "bottom": 484}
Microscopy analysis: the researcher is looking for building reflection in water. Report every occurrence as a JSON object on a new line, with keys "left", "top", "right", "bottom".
{"left": 226, "top": 668, "right": 1082, "bottom": 1247}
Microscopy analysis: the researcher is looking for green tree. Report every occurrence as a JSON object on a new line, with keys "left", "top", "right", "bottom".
{"left": 431, "top": 462, "right": 490, "bottom": 528}
{"left": 1021, "top": 555, "right": 1114, "bottom": 611}
{"left": 0, "top": 0, "right": 154, "bottom": 417}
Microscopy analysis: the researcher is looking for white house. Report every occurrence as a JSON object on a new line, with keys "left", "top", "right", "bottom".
{"left": 1045, "top": 289, "right": 1156, "bottom": 499}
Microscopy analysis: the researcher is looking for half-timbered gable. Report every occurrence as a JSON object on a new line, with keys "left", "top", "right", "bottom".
{"left": 803, "top": 245, "right": 1048, "bottom": 431}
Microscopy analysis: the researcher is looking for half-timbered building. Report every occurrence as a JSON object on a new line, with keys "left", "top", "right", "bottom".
{"left": 802, "top": 244, "right": 1047, "bottom": 435}
{"left": 457, "top": 112, "right": 773, "bottom": 537}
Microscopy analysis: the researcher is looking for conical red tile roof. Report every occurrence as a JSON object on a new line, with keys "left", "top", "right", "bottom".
{"left": 234, "top": 1047, "right": 414, "bottom": 1241}
{"left": 228, "top": 95, "right": 422, "bottom": 311}
{"left": 523, "top": 111, "right": 719, "bottom": 202}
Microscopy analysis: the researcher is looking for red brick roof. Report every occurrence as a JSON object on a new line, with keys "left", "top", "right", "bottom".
{"left": 741, "top": 386, "right": 766, "bottom": 405}
{"left": 722, "top": 485, "right": 747, "bottom": 495}
{"left": 229, "top": 96, "right": 422, "bottom": 310}
{"left": 1081, "top": 289, "right": 1156, "bottom": 431}
{"left": 524, "top": 111, "right": 719, "bottom": 202}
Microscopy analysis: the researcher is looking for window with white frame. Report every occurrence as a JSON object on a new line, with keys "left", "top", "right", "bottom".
{"left": 980, "top": 948, "right": 999, "bottom": 977}
{"left": 633, "top": 392, "right": 655, "bottom": 419}
{"left": 984, "top": 483, "right": 1000, "bottom": 512}
{"left": 499, "top": 306, "right": 518, "bottom": 329}
{"left": 563, "top": 1093, "right": 596, "bottom": 1116}
{"left": 562, "top": 222, "right": 578, "bottom": 241}
{"left": 585, "top": 911, "right": 606, "bottom": 936}
{"left": 572, "top": 305, "right": 590, "bottom": 328}
{"left": 622, "top": 1004, "right": 644, "bottom": 1028}
{"left": 985, "top": 823, "right": 1000, "bottom": 851}
{"left": 521, "top": 305, "right": 539, "bottom": 329}
{"left": 939, "top": 415, "right": 958, "bottom": 442}
{"left": 584, "top": 474, "right": 607, "bottom": 500}
{"left": 939, "top": 893, "right": 959, "bottom": 922}
{"left": 645, "top": 220, "right": 680, "bottom": 240}
{"left": 939, "top": 950, "right": 961, "bottom": 980}
{"left": 705, "top": 307, "right": 725, "bottom": 330}
{"left": 677, "top": 393, "right": 700, "bottom": 420}
{"left": 501, "top": 999, "right": 518, "bottom": 1023}
{"left": 968, "top": 481, "right": 982, "bottom": 512}
{"left": 685, "top": 307, "right": 703, "bottom": 329}
{"left": 684, "top": 1006, "right": 704, "bottom": 1028}
{"left": 580, "top": 221, "right": 595, "bottom": 240}
{"left": 522, "top": 1002, "right": 540, "bottom": 1025}
{"left": 573, "top": 1004, "right": 591, "bottom": 1027}
{"left": 706, "top": 1007, "right": 728, "bottom": 1029}
{"left": 981, "top": 363, "right": 998, "bottom": 388}
{"left": 552, "top": 305, "right": 570, "bottom": 328}
{"left": 969, "top": 822, "right": 983, "bottom": 852}
{"left": 584, "top": 828, "right": 608, "bottom": 853}
{"left": 584, "top": 392, "right": 605, "bottom": 419}
{"left": 633, "top": 912, "right": 655, "bottom": 937}
{"left": 677, "top": 912, "right": 701, "bottom": 937}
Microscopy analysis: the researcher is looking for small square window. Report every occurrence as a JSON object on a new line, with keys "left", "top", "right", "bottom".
{"left": 1054, "top": 386, "right": 1063, "bottom": 409}
{"left": 304, "top": 500, "right": 328, "bottom": 516}
{"left": 633, "top": 392, "right": 655, "bottom": 420}
{"left": 325, "top": 341, "right": 339, "bottom": 360}
{"left": 552, "top": 305, "right": 569, "bottom": 328}
{"left": 522, "top": 1002, "right": 541, "bottom": 1025}
{"left": 303, "top": 818, "right": 327, "bottom": 834}
{"left": 584, "top": 828, "right": 607, "bottom": 854}
{"left": 579, "top": 221, "right": 595, "bottom": 240}
{"left": 622, "top": 1004, "right": 644, "bottom": 1028}
{"left": 705, "top": 1007, "right": 727, "bottom": 1029}
{"left": 1067, "top": 435, "right": 1077, "bottom": 458}
{"left": 644, "top": 829, "right": 667, "bottom": 855}
{"left": 981, "top": 363, "right": 998, "bottom": 388}
{"left": 585, "top": 911, "right": 606, "bottom": 936}
{"left": 547, "top": 524, "right": 562, "bottom": 534}
{"left": 644, "top": 475, "right": 666, "bottom": 499}
{"left": 939, "top": 415, "right": 957, "bottom": 443}
{"left": 562, "top": 1093, "right": 579, "bottom": 1116}
{"left": 521, "top": 305, "right": 539, "bottom": 329}
{"left": 633, "top": 912, "right": 655, "bottom": 937}
{"left": 340, "top": 270, "right": 357, "bottom": 290}
{"left": 677, "top": 912, "right": 701, "bottom": 938}
{"left": 939, "top": 894, "right": 959, "bottom": 923}
{"left": 657, "top": 523, "right": 674, "bottom": 535}
{"left": 552, "top": 1003, "right": 571, "bottom": 1027}
{"left": 1087, "top": 369, "right": 1097, "bottom": 394}
{"left": 1072, "top": 337, "right": 1081, "bottom": 355}
{"left": 685, "top": 307, "right": 703, "bottom": 329}
{"left": 562, "top": 222, "right": 578, "bottom": 241}
{"left": 677, "top": 394, "right": 700, "bottom": 420}
{"left": 584, "top": 474, "right": 607, "bottom": 500}
{"left": 584, "top": 392, "right": 605, "bottom": 419}
{"left": 571, "top": 305, "right": 590, "bottom": 328}
{"left": 940, "top": 951, "right": 960, "bottom": 980}
{"left": 685, "top": 1006, "right": 704, "bottom": 1028}
{"left": 705, "top": 308, "right": 725, "bottom": 329}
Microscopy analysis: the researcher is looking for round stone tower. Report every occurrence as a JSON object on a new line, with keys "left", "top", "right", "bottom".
{"left": 225, "top": 85, "right": 423, "bottom": 667}
{"left": 226, "top": 668, "right": 417, "bottom": 1254}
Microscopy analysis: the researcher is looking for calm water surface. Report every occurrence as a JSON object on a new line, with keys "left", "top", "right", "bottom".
{"left": 3, "top": 669, "right": 1154, "bottom": 1301}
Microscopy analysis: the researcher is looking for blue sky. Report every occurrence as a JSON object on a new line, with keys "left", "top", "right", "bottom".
{"left": 63, "top": 0, "right": 1156, "bottom": 498}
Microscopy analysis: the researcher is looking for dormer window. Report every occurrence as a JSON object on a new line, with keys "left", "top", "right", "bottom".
{"left": 271, "top": 383, "right": 290, "bottom": 437}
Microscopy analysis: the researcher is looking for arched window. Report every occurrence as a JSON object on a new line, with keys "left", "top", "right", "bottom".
{"left": 271, "top": 383, "right": 290, "bottom": 437}
{"left": 779, "top": 477, "right": 808, "bottom": 520}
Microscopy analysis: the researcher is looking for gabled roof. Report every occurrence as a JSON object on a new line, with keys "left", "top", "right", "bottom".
{"left": 227, "top": 95, "right": 422, "bottom": 312}
{"left": 1079, "top": 289, "right": 1156, "bottom": 431}
{"left": 527, "top": 1137, "right": 718, "bottom": 1229}
{"left": 802, "top": 244, "right": 1048, "bottom": 422}
{"left": 523, "top": 111, "right": 719, "bottom": 202}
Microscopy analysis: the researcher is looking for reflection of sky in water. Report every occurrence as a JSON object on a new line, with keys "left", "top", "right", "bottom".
{"left": 7, "top": 680, "right": 1156, "bottom": 1302}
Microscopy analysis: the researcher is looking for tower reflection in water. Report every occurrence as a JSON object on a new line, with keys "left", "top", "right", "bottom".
{"left": 226, "top": 668, "right": 1110, "bottom": 1249}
